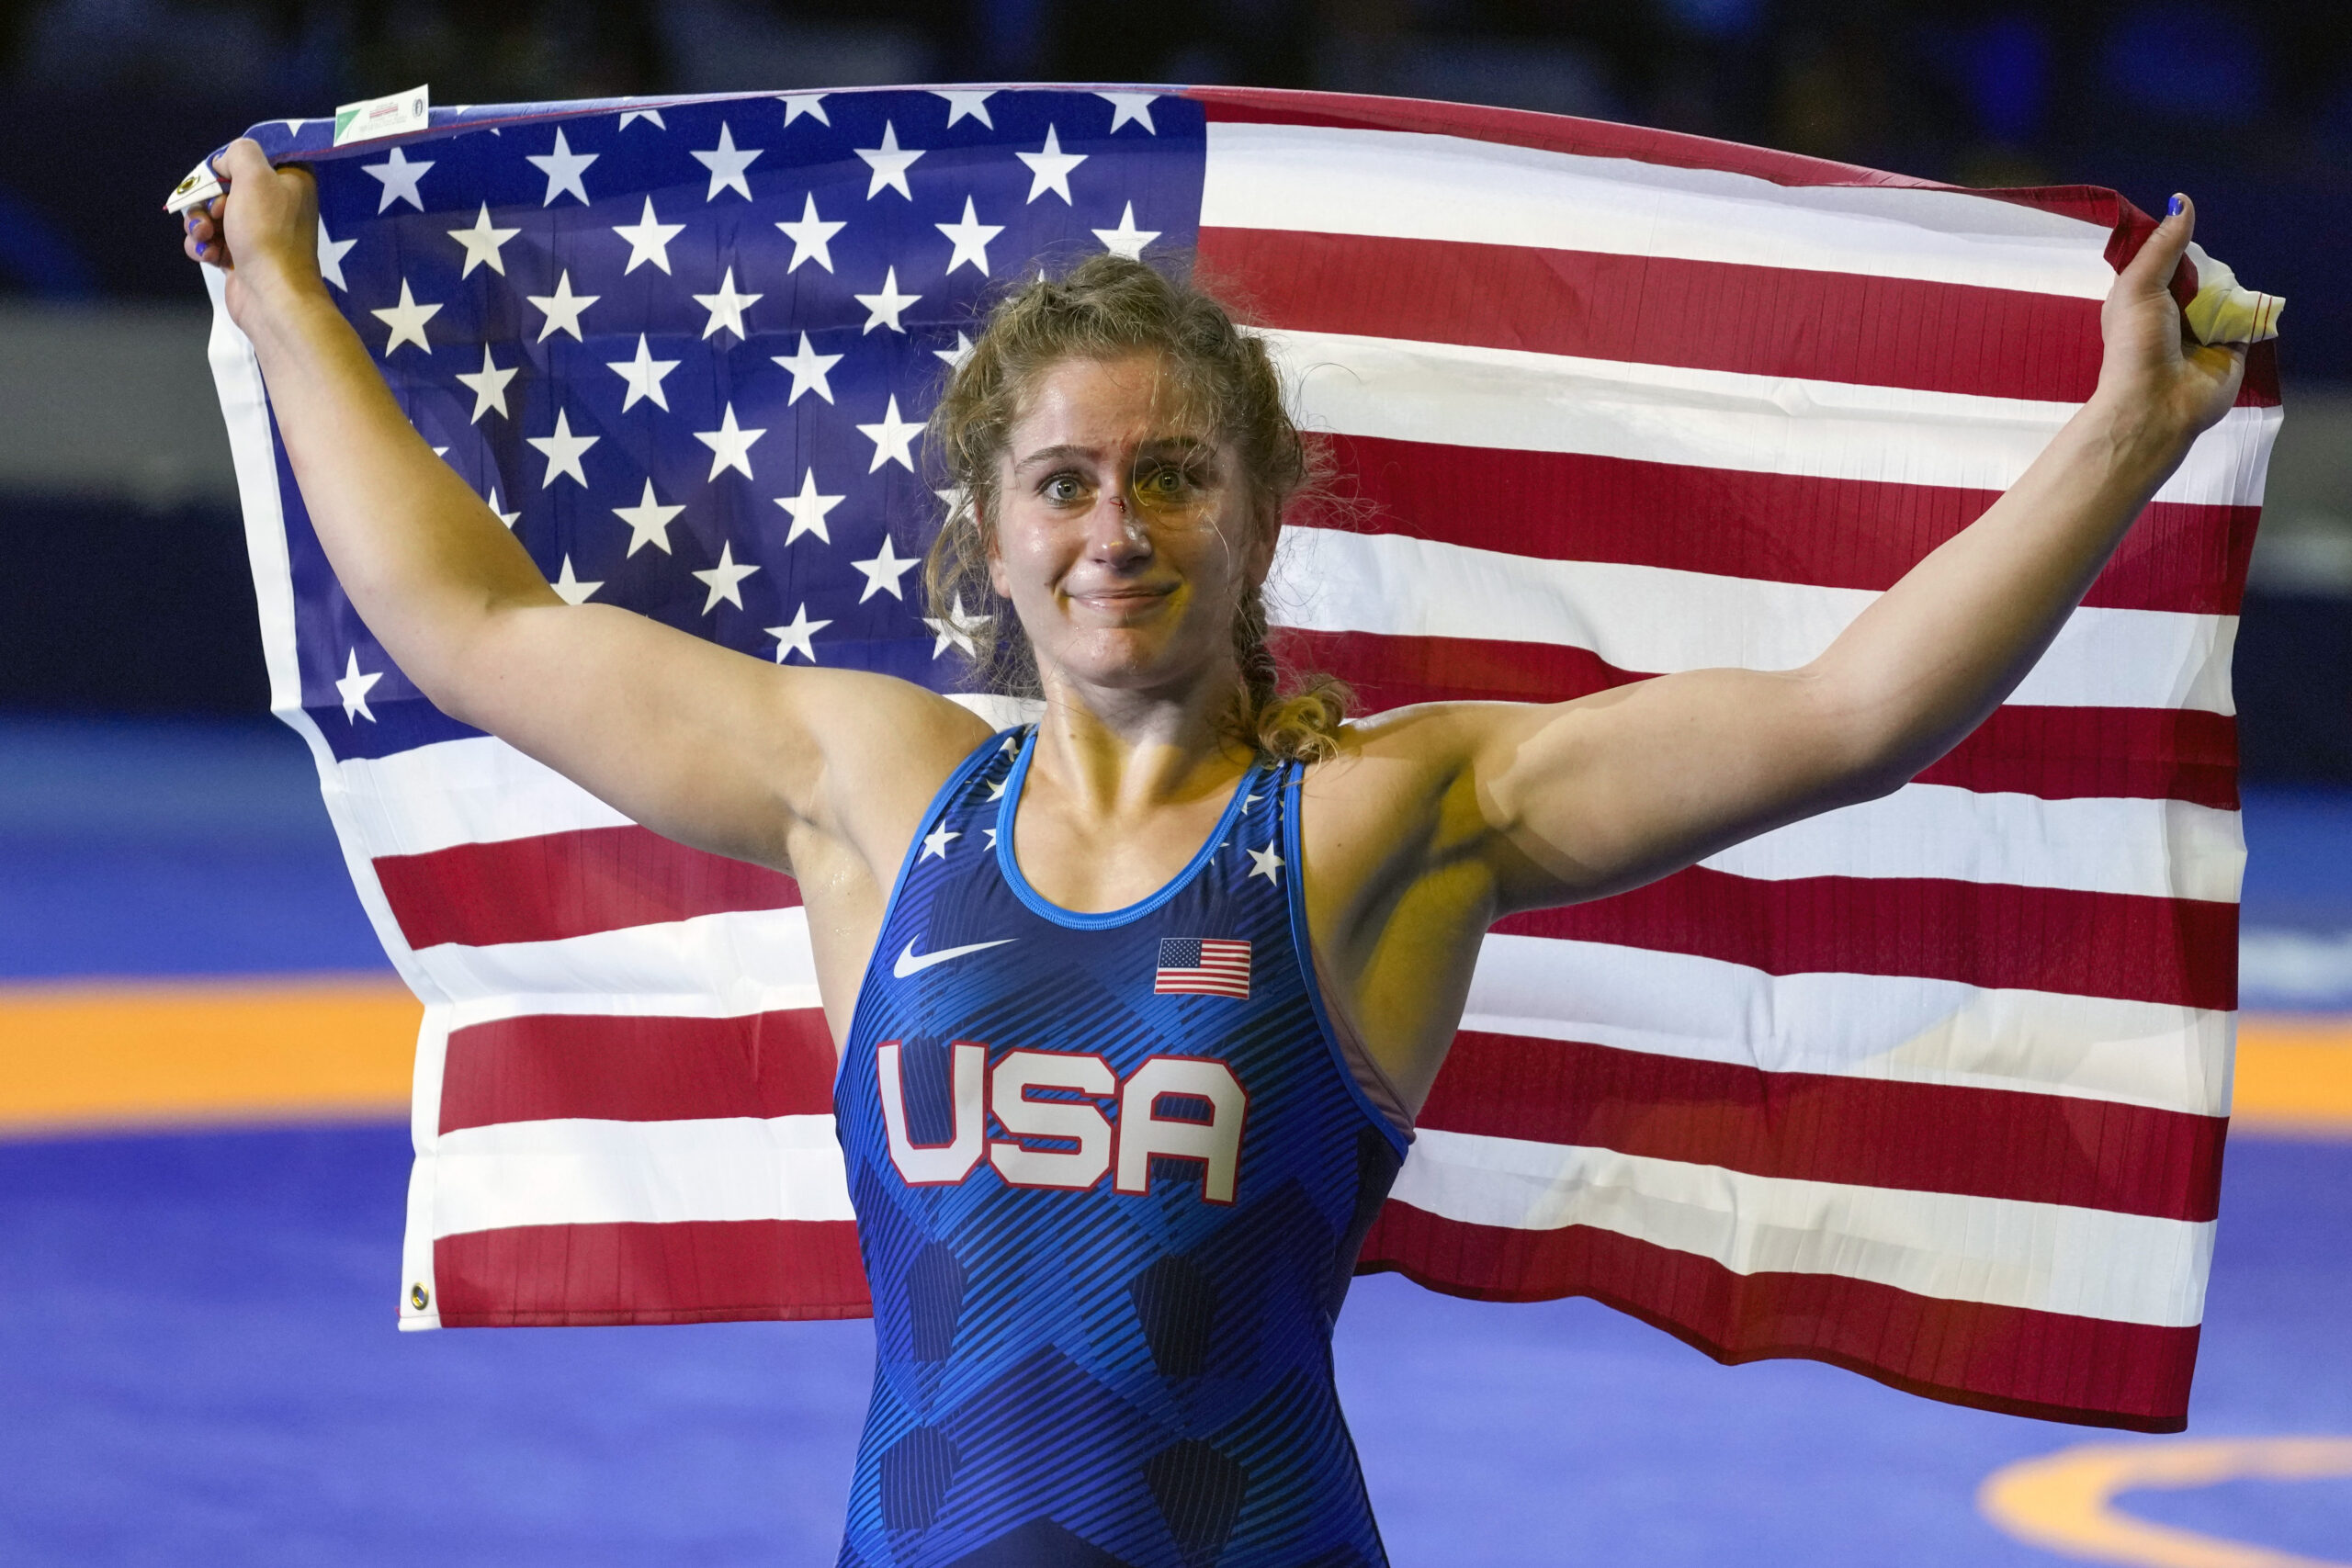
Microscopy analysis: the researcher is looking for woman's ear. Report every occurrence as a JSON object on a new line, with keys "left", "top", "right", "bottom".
{"left": 980, "top": 496, "right": 1012, "bottom": 599}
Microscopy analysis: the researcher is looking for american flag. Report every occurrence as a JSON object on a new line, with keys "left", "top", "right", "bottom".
{"left": 1154, "top": 938, "right": 1253, "bottom": 1000}
{"left": 199, "top": 84, "right": 2277, "bottom": 1431}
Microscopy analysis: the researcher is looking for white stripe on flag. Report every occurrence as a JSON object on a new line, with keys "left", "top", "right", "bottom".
{"left": 1204, "top": 122, "right": 2120, "bottom": 298}
{"left": 1702, "top": 786, "right": 2244, "bottom": 903}
{"left": 432, "top": 1114, "right": 856, "bottom": 1236}
{"left": 1270, "top": 525, "right": 2238, "bottom": 714}
{"left": 1464, "top": 934, "right": 2232, "bottom": 1116}
{"left": 410, "top": 906, "right": 822, "bottom": 1013}
{"left": 1389, "top": 1130, "right": 2214, "bottom": 1325}
{"left": 334, "top": 737, "right": 634, "bottom": 856}
{"left": 1261, "top": 328, "right": 2278, "bottom": 508}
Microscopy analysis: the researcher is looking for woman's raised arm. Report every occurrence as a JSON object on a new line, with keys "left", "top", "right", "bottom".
{"left": 182, "top": 139, "right": 986, "bottom": 874}
{"left": 1454, "top": 193, "right": 2247, "bottom": 914}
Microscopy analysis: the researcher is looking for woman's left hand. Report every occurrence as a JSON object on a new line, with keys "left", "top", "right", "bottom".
{"left": 2094, "top": 194, "right": 2247, "bottom": 457}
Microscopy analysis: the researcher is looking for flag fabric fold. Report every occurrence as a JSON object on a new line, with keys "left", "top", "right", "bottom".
{"left": 198, "top": 83, "right": 2277, "bottom": 1432}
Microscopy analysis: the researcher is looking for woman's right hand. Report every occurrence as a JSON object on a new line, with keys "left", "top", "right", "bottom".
{"left": 179, "top": 138, "right": 325, "bottom": 321}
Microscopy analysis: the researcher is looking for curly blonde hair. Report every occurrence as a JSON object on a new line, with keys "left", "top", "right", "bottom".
{"left": 922, "top": 253, "right": 1349, "bottom": 764}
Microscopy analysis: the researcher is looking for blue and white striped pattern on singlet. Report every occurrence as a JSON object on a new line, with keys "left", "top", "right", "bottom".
{"left": 833, "top": 726, "right": 1410, "bottom": 1568}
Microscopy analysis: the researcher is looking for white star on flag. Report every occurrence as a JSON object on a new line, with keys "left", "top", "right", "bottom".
{"left": 526, "top": 270, "right": 600, "bottom": 342}
{"left": 856, "top": 396, "right": 921, "bottom": 472}
{"left": 1093, "top": 203, "right": 1160, "bottom": 260}
{"left": 362, "top": 144, "right": 434, "bottom": 211}
{"left": 775, "top": 193, "right": 846, "bottom": 273}
{"left": 1247, "top": 843, "right": 1284, "bottom": 885}
{"left": 606, "top": 333, "right": 679, "bottom": 412}
{"left": 550, "top": 554, "right": 603, "bottom": 605}
{"left": 1098, "top": 92, "right": 1158, "bottom": 132}
{"left": 616, "top": 105, "right": 666, "bottom": 130}
{"left": 934, "top": 332, "right": 975, "bottom": 370}
{"left": 691, "top": 122, "right": 763, "bottom": 200}
{"left": 693, "top": 266, "right": 762, "bottom": 340}
{"left": 779, "top": 92, "right": 830, "bottom": 125}
{"left": 855, "top": 267, "right": 920, "bottom": 333}
{"left": 447, "top": 204, "right": 520, "bottom": 276}
{"left": 935, "top": 89, "right": 995, "bottom": 127}
{"left": 775, "top": 469, "right": 844, "bottom": 544}
{"left": 767, "top": 604, "right": 831, "bottom": 663}
{"left": 486, "top": 487, "right": 520, "bottom": 528}
{"left": 851, "top": 534, "right": 919, "bottom": 601}
{"left": 983, "top": 827, "right": 1000, "bottom": 849}
{"left": 1016, "top": 125, "right": 1087, "bottom": 203}
{"left": 694, "top": 403, "right": 766, "bottom": 480}
{"left": 986, "top": 775, "right": 1008, "bottom": 801}
{"left": 613, "top": 197, "right": 686, "bottom": 274}
{"left": 922, "top": 821, "right": 958, "bottom": 859}
{"left": 528, "top": 408, "right": 598, "bottom": 487}
{"left": 923, "top": 594, "right": 987, "bottom": 658}
{"left": 936, "top": 197, "right": 1004, "bottom": 276}
{"left": 527, "top": 127, "right": 596, "bottom": 205}
{"left": 692, "top": 541, "right": 760, "bottom": 613}
{"left": 456, "top": 344, "right": 517, "bottom": 422}
{"left": 316, "top": 220, "right": 356, "bottom": 289}
{"left": 772, "top": 332, "right": 842, "bottom": 403}
{"left": 855, "top": 121, "right": 923, "bottom": 198}
{"left": 335, "top": 649, "right": 384, "bottom": 722}
{"left": 370, "top": 279, "right": 440, "bottom": 354}
{"left": 612, "top": 479, "right": 684, "bottom": 556}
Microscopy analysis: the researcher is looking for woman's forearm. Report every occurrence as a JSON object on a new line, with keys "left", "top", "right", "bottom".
{"left": 1811, "top": 391, "right": 2192, "bottom": 784}
{"left": 233, "top": 264, "right": 559, "bottom": 699}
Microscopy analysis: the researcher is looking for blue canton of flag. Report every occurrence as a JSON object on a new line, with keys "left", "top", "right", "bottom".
{"left": 251, "top": 87, "right": 1206, "bottom": 762}
{"left": 1154, "top": 937, "right": 1252, "bottom": 999}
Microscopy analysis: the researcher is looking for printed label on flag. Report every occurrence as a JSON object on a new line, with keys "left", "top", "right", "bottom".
{"left": 1155, "top": 938, "right": 1251, "bottom": 999}
{"left": 334, "top": 85, "right": 430, "bottom": 147}
{"left": 164, "top": 157, "right": 221, "bottom": 215}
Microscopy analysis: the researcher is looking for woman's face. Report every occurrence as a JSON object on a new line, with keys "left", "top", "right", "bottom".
{"left": 986, "top": 351, "right": 1269, "bottom": 701}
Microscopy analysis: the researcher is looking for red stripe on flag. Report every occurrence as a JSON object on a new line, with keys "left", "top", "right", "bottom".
{"left": 1204, "top": 228, "right": 2109, "bottom": 402}
{"left": 438, "top": 1007, "right": 837, "bottom": 1134}
{"left": 1193, "top": 86, "right": 1981, "bottom": 200}
{"left": 1496, "top": 868, "right": 2235, "bottom": 1010}
{"left": 1307, "top": 434, "right": 2258, "bottom": 615}
{"left": 1194, "top": 92, "right": 2278, "bottom": 412}
{"left": 374, "top": 824, "right": 799, "bottom": 950}
{"left": 1274, "top": 628, "right": 2239, "bottom": 808}
{"left": 433, "top": 1219, "right": 870, "bottom": 1326}
{"left": 1353, "top": 1205, "right": 2196, "bottom": 1429}
{"left": 1420, "top": 1032, "right": 2226, "bottom": 1221}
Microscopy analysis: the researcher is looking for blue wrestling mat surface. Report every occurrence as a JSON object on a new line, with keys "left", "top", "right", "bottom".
{"left": 3, "top": 716, "right": 2347, "bottom": 1565}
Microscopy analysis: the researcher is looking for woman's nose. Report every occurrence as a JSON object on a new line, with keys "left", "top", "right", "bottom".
{"left": 1085, "top": 494, "right": 1150, "bottom": 559}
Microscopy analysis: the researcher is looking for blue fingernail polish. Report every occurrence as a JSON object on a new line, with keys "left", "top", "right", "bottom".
{"left": 2167, "top": 195, "right": 2185, "bottom": 217}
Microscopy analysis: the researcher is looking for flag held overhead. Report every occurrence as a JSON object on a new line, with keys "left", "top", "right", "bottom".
{"left": 191, "top": 84, "right": 2277, "bottom": 1431}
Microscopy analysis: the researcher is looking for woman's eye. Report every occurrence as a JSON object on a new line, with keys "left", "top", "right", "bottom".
{"left": 1042, "top": 475, "right": 1083, "bottom": 503}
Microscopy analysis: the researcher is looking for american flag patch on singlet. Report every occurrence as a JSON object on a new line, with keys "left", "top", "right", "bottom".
{"left": 1155, "top": 938, "right": 1251, "bottom": 999}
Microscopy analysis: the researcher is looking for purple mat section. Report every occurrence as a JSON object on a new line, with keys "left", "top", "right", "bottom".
{"left": 0, "top": 1125, "right": 2345, "bottom": 1566}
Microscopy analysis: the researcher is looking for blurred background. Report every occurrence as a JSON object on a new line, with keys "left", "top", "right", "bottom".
{"left": 1, "top": 2, "right": 2347, "bottom": 1563}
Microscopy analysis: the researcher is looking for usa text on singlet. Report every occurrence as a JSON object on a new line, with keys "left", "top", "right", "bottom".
{"left": 833, "top": 726, "right": 1413, "bottom": 1568}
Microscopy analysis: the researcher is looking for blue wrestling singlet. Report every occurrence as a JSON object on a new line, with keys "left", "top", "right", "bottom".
{"left": 833, "top": 726, "right": 1413, "bottom": 1568}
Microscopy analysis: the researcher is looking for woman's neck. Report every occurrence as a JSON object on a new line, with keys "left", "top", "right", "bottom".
{"left": 1028, "top": 663, "right": 1256, "bottom": 822}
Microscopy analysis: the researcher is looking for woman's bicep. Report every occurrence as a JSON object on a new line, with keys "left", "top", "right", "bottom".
{"left": 448, "top": 599, "right": 985, "bottom": 870}
{"left": 1471, "top": 667, "right": 1884, "bottom": 913}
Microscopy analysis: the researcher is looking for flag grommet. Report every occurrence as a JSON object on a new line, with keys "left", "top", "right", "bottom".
{"left": 409, "top": 1282, "right": 430, "bottom": 1312}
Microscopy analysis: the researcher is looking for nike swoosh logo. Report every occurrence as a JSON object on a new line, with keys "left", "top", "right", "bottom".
{"left": 893, "top": 938, "right": 1016, "bottom": 979}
